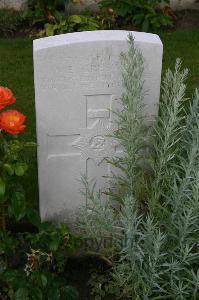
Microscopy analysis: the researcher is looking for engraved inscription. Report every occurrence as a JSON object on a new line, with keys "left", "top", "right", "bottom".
{"left": 86, "top": 94, "right": 112, "bottom": 128}
{"left": 47, "top": 94, "right": 120, "bottom": 168}
{"left": 38, "top": 50, "right": 122, "bottom": 91}
{"left": 72, "top": 119, "right": 118, "bottom": 165}
{"left": 47, "top": 134, "right": 80, "bottom": 157}
{"left": 90, "top": 136, "right": 105, "bottom": 151}
{"left": 88, "top": 109, "right": 110, "bottom": 119}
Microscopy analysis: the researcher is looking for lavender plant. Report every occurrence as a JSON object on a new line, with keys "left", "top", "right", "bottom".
{"left": 80, "top": 36, "right": 199, "bottom": 299}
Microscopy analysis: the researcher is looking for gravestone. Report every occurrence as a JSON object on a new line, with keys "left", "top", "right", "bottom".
{"left": 33, "top": 30, "right": 163, "bottom": 223}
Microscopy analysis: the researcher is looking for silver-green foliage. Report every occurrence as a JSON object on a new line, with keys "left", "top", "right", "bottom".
{"left": 80, "top": 36, "right": 199, "bottom": 299}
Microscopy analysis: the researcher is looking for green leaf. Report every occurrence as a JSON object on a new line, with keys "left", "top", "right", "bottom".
{"left": 31, "top": 287, "right": 43, "bottom": 300}
{"left": 47, "top": 288, "right": 60, "bottom": 300}
{"left": 142, "top": 19, "right": 149, "bottom": 32}
{"left": 62, "top": 286, "right": 79, "bottom": 300}
{"left": 4, "top": 163, "right": 14, "bottom": 175}
{"left": 0, "top": 257, "right": 6, "bottom": 274}
{"left": 0, "top": 177, "right": 6, "bottom": 199}
{"left": 15, "top": 162, "right": 28, "bottom": 176}
{"left": 69, "top": 15, "right": 82, "bottom": 24}
{"left": 45, "top": 23, "right": 56, "bottom": 36}
{"left": 24, "top": 142, "right": 37, "bottom": 148}
{"left": 16, "top": 288, "right": 29, "bottom": 300}
{"left": 41, "top": 274, "right": 48, "bottom": 287}
{"left": 27, "top": 208, "right": 41, "bottom": 228}
{"left": 49, "top": 238, "right": 60, "bottom": 251}
{"left": 10, "top": 192, "right": 26, "bottom": 221}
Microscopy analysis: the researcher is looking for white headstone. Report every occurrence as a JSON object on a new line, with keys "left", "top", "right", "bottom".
{"left": 33, "top": 30, "right": 163, "bottom": 223}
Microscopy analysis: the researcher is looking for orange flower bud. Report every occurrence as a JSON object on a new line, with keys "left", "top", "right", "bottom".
{"left": 0, "top": 110, "right": 26, "bottom": 135}
{"left": 0, "top": 86, "right": 16, "bottom": 109}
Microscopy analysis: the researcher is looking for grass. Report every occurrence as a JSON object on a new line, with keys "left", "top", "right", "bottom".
{"left": 0, "top": 29, "right": 199, "bottom": 207}
{"left": 160, "top": 29, "right": 199, "bottom": 96}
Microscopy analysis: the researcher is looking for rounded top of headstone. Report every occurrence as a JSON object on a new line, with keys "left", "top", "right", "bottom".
{"left": 33, "top": 30, "right": 162, "bottom": 51}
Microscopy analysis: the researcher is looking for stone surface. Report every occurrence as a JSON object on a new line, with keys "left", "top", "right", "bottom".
{"left": 0, "top": 0, "right": 26, "bottom": 10}
{"left": 1, "top": 0, "right": 199, "bottom": 11}
{"left": 67, "top": 0, "right": 199, "bottom": 12}
{"left": 170, "top": 0, "right": 199, "bottom": 10}
{"left": 33, "top": 30, "right": 163, "bottom": 223}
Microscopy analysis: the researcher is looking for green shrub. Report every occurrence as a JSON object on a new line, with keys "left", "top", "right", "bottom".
{"left": 99, "top": 0, "right": 173, "bottom": 31}
{"left": 80, "top": 36, "right": 199, "bottom": 299}
{"left": 25, "top": 0, "right": 71, "bottom": 25}
{"left": 0, "top": 223, "right": 79, "bottom": 299}
{"left": 26, "top": 0, "right": 100, "bottom": 37}
{"left": 0, "top": 9, "right": 25, "bottom": 37}
{"left": 39, "top": 14, "right": 100, "bottom": 37}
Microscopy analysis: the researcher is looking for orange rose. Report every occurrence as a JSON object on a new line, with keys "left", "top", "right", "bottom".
{"left": 0, "top": 110, "right": 26, "bottom": 134}
{"left": 0, "top": 86, "right": 16, "bottom": 109}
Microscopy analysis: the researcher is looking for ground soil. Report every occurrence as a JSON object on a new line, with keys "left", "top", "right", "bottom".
{"left": 65, "top": 256, "right": 119, "bottom": 300}
{"left": 175, "top": 10, "right": 199, "bottom": 29}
